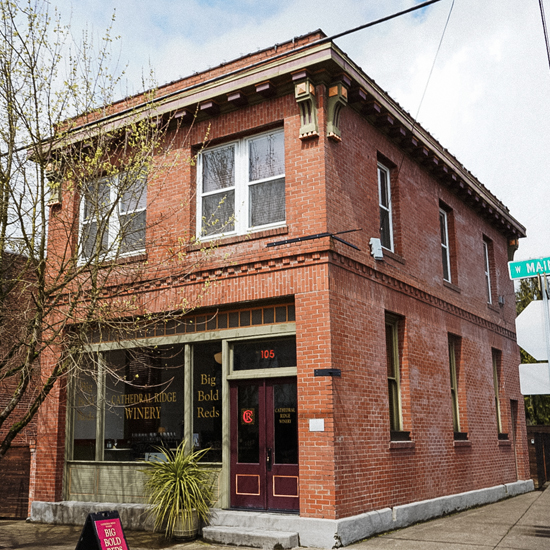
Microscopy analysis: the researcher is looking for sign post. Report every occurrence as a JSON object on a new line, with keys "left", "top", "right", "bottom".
{"left": 542, "top": 275, "right": 550, "bottom": 368}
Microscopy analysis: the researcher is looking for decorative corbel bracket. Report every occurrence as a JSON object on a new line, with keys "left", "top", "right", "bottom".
{"left": 327, "top": 81, "right": 349, "bottom": 142}
{"left": 507, "top": 238, "right": 519, "bottom": 261}
{"left": 46, "top": 162, "right": 62, "bottom": 206}
{"left": 294, "top": 79, "right": 319, "bottom": 140}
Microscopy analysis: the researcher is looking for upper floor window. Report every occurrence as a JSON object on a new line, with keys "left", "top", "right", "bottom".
{"left": 448, "top": 336, "right": 461, "bottom": 434}
{"left": 439, "top": 208, "right": 451, "bottom": 282}
{"left": 483, "top": 238, "right": 494, "bottom": 304}
{"left": 80, "top": 171, "right": 147, "bottom": 260}
{"left": 197, "top": 130, "right": 285, "bottom": 238}
{"left": 492, "top": 349, "right": 503, "bottom": 434}
{"left": 378, "top": 163, "right": 393, "bottom": 251}
{"left": 385, "top": 314, "right": 402, "bottom": 433}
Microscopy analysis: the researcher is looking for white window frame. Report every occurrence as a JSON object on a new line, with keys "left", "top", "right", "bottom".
{"left": 196, "top": 129, "right": 285, "bottom": 239}
{"left": 440, "top": 208, "right": 451, "bottom": 282}
{"left": 492, "top": 349, "right": 503, "bottom": 434}
{"left": 449, "top": 337, "right": 460, "bottom": 433}
{"left": 386, "top": 315, "right": 402, "bottom": 432}
{"left": 483, "top": 239, "right": 493, "bottom": 304}
{"left": 79, "top": 172, "right": 147, "bottom": 261}
{"left": 378, "top": 163, "right": 393, "bottom": 251}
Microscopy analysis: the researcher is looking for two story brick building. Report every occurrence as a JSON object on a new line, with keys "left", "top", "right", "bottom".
{"left": 30, "top": 31, "right": 531, "bottom": 547}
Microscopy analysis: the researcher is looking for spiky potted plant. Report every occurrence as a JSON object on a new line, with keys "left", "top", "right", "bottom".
{"left": 142, "top": 441, "right": 214, "bottom": 540}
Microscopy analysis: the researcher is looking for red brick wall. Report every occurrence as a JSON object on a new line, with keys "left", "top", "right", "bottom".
{"left": 326, "top": 262, "right": 526, "bottom": 518}
{"left": 30, "top": 346, "right": 67, "bottom": 504}
{"left": 0, "top": 254, "right": 39, "bottom": 450}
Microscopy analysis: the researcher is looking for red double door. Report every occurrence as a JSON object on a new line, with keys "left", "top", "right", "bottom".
{"left": 230, "top": 378, "right": 299, "bottom": 511}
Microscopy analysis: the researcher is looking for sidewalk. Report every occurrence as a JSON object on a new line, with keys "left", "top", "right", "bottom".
{"left": 349, "top": 486, "right": 549, "bottom": 550}
{"left": 1, "top": 487, "right": 548, "bottom": 550}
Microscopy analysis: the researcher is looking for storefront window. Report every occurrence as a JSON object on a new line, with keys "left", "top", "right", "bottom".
{"left": 72, "top": 367, "right": 97, "bottom": 460}
{"left": 71, "top": 345, "right": 185, "bottom": 462}
{"left": 103, "top": 347, "right": 184, "bottom": 461}
{"left": 71, "top": 334, "right": 295, "bottom": 463}
{"left": 193, "top": 342, "right": 222, "bottom": 462}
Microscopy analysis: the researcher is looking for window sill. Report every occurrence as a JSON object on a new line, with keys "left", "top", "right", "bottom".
{"left": 453, "top": 440, "right": 472, "bottom": 448}
{"left": 190, "top": 226, "right": 288, "bottom": 252}
{"left": 498, "top": 439, "right": 512, "bottom": 447}
{"left": 390, "top": 430, "right": 411, "bottom": 441}
{"left": 390, "top": 440, "right": 415, "bottom": 450}
{"left": 381, "top": 248, "right": 405, "bottom": 265}
{"left": 79, "top": 252, "right": 148, "bottom": 267}
{"left": 444, "top": 280, "right": 461, "bottom": 293}
{"left": 114, "top": 252, "right": 148, "bottom": 265}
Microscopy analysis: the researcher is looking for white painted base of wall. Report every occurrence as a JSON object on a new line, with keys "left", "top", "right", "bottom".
{"left": 30, "top": 480, "right": 534, "bottom": 548}
{"left": 30, "top": 500, "right": 155, "bottom": 532}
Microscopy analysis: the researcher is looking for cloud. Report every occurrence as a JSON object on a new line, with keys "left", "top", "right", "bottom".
{"left": 52, "top": 0, "right": 550, "bottom": 260}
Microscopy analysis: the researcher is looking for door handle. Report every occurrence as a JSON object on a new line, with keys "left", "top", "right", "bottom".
{"left": 267, "top": 448, "right": 272, "bottom": 471}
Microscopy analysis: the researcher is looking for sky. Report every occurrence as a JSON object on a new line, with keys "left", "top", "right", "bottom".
{"left": 53, "top": 0, "right": 550, "bottom": 262}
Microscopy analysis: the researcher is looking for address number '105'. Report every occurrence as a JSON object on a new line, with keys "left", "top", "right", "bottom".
{"left": 260, "top": 349, "right": 275, "bottom": 359}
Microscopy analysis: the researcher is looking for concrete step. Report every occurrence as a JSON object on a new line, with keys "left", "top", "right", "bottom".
{"left": 202, "top": 525, "right": 299, "bottom": 550}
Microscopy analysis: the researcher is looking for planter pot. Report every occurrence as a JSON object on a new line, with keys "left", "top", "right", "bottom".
{"left": 173, "top": 509, "right": 200, "bottom": 541}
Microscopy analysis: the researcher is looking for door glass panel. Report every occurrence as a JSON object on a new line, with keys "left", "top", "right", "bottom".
{"left": 238, "top": 385, "right": 259, "bottom": 463}
{"left": 273, "top": 383, "right": 297, "bottom": 464}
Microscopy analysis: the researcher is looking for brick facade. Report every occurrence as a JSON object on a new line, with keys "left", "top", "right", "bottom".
{"left": 31, "top": 30, "right": 529, "bottom": 524}
{"left": 0, "top": 254, "right": 39, "bottom": 517}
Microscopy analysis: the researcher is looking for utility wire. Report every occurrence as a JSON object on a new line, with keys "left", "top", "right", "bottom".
{"left": 328, "top": 0, "right": 444, "bottom": 42}
{"left": 539, "top": 0, "right": 550, "bottom": 71}
{"left": 412, "top": 0, "right": 455, "bottom": 126}
{"left": 398, "top": 0, "right": 455, "bottom": 175}
{"left": 10, "top": 0, "right": 446, "bottom": 146}
{"left": 0, "top": 0, "right": 448, "bottom": 161}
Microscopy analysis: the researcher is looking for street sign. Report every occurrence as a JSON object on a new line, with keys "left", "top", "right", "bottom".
{"left": 516, "top": 300, "right": 548, "bottom": 361}
{"left": 519, "top": 363, "right": 550, "bottom": 395}
{"left": 508, "top": 256, "right": 550, "bottom": 280}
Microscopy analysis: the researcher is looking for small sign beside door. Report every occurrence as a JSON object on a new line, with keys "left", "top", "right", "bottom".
{"left": 275, "top": 407, "right": 295, "bottom": 424}
{"left": 309, "top": 418, "right": 324, "bottom": 432}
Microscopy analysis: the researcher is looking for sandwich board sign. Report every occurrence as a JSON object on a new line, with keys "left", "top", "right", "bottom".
{"left": 75, "top": 510, "right": 129, "bottom": 550}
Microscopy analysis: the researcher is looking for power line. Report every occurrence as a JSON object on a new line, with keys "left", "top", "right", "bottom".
{"left": 539, "top": 0, "right": 550, "bottom": 71}
{"left": 328, "top": 0, "right": 445, "bottom": 42}
{"left": 397, "top": 0, "right": 455, "bottom": 176}
{"left": 412, "top": 0, "right": 455, "bottom": 125}
{"left": 1, "top": 0, "right": 447, "bottom": 154}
